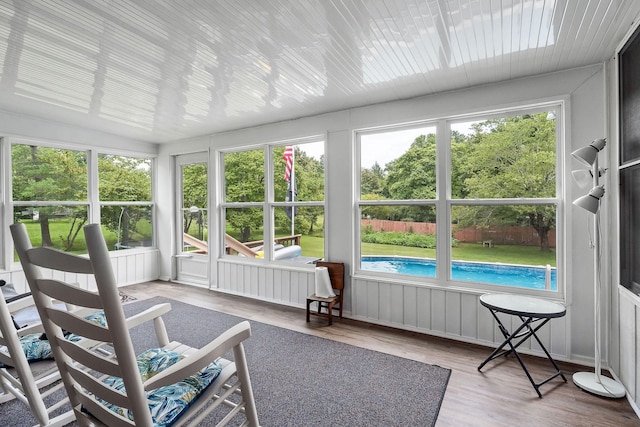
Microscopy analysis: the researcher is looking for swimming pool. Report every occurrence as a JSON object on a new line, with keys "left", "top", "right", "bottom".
{"left": 361, "top": 256, "right": 557, "bottom": 290}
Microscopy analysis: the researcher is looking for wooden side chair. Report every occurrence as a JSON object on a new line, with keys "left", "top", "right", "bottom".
{"left": 11, "top": 223, "right": 260, "bottom": 427}
{"left": 306, "top": 261, "right": 345, "bottom": 326}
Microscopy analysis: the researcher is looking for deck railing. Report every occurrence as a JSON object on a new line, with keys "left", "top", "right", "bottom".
{"left": 225, "top": 234, "right": 301, "bottom": 255}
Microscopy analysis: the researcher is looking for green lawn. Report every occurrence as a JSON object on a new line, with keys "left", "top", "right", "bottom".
{"left": 247, "top": 232, "right": 556, "bottom": 267}
{"left": 29, "top": 219, "right": 554, "bottom": 268}
{"left": 319, "top": 239, "right": 555, "bottom": 267}
{"left": 20, "top": 220, "right": 120, "bottom": 254}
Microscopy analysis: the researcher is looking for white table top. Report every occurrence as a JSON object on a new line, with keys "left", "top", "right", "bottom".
{"left": 480, "top": 293, "right": 566, "bottom": 318}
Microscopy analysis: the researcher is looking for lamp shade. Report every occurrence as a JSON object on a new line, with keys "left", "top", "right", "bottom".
{"left": 571, "top": 138, "right": 606, "bottom": 166}
{"left": 571, "top": 169, "right": 593, "bottom": 189}
{"left": 573, "top": 185, "right": 605, "bottom": 214}
{"left": 571, "top": 168, "right": 606, "bottom": 189}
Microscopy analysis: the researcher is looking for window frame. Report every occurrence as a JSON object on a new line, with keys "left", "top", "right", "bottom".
{"left": 98, "top": 152, "right": 155, "bottom": 250}
{"left": 218, "top": 135, "right": 326, "bottom": 263}
{"left": 354, "top": 102, "right": 565, "bottom": 297}
{"left": 7, "top": 137, "right": 156, "bottom": 261}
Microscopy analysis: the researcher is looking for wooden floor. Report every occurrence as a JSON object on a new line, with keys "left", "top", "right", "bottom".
{"left": 123, "top": 281, "right": 640, "bottom": 427}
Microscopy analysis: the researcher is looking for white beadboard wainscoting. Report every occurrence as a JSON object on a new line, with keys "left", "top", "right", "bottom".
{"left": 1, "top": 249, "right": 160, "bottom": 295}
{"left": 216, "top": 261, "right": 571, "bottom": 361}
{"left": 618, "top": 286, "right": 640, "bottom": 409}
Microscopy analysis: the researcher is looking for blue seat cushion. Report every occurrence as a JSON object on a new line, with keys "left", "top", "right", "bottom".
{"left": 0, "top": 311, "right": 107, "bottom": 367}
{"left": 99, "top": 348, "right": 223, "bottom": 427}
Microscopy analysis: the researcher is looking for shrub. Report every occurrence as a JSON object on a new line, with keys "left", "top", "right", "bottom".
{"left": 361, "top": 231, "right": 458, "bottom": 248}
{"left": 362, "top": 231, "right": 435, "bottom": 248}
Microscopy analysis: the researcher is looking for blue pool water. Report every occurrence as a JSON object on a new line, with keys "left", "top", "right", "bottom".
{"left": 362, "top": 256, "right": 557, "bottom": 290}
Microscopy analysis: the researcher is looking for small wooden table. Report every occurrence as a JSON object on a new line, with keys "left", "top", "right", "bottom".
{"left": 477, "top": 293, "right": 567, "bottom": 397}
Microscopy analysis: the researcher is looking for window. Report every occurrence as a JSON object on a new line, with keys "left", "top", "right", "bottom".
{"left": 221, "top": 138, "right": 325, "bottom": 261}
{"left": 358, "top": 125, "right": 438, "bottom": 275}
{"left": 12, "top": 143, "right": 89, "bottom": 253}
{"left": 98, "top": 154, "right": 153, "bottom": 250}
{"left": 356, "top": 107, "right": 561, "bottom": 293}
{"left": 11, "top": 141, "right": 155, "bottom": 255}
{"left": 619, "top": 25, "right": 640, "bottom": 294}
{"left": 180, "top": 161, "right": 208, "bottom": 254}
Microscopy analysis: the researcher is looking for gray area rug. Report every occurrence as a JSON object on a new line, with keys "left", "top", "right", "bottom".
{"left": 0, "top": 297, "right": 451, "bottom": 427}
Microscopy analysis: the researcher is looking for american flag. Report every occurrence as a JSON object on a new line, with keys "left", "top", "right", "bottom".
{"left": 282, "top": 146, "right": 293, "bottom": 181}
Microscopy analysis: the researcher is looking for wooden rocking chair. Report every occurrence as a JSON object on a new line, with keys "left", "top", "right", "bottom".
{"left": 11, "top": 223, "right": 260, "bottom": 427}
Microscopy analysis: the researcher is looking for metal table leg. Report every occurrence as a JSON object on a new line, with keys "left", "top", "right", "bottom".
{"left": 478, "top": 308, "right": 567, "bottom": 397}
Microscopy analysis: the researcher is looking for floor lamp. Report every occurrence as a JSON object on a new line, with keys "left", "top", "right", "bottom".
{"left": 571, "top": 138, "right": 626, "bottom": 398}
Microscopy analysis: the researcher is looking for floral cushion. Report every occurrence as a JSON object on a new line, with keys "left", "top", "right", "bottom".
{"left": 99, "top": 348, "right": 223, "bottom": 427}
{"left": 0, "top": 311, "right": 107, "bottom": 367}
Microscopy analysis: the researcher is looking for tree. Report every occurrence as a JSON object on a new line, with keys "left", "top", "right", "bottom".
{"left": 450, "top": 129, "right": 473, "bottom": 199}
{"left": 224, "top": 150, "right": 265, "bottom": 242}
{"left": 383, "top": 134, "right": 437, "bottom": 222}
{"left": 98, "top": 155, "right": 152, "bottom": 245}
{"left": 181, "top": 163, "right": 207, "bottom": 235}
{"left": 361, "top": 162, "right": 386, "bottom": 196}
{"left": 455, "top": 113, "right": 556, "bottom": 251}
{"left": 385, "top": 134, "right": 437, "bottom": 200}
{"left": 290, "top": 148, "right": 324, "bottom": 234}
{"left": 12, "top": 145, "right": 88, "bottom": 250}
{"left": 360, "top": 194, "right": 395, "bottom": 220}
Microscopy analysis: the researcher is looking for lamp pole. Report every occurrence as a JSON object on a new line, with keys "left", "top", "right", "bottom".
{"left": 572, "top": 155, "right": 625, "bottom": 398}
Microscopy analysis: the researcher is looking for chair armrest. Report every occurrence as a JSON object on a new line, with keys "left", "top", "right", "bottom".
{"left": 143, "top": 321, "right": 251, "bottom": 391}
{"left": 124, "top": 303, "right": 172, "bottom": 347}
{"left": 6, "top": 294, "right": 36, "bottom": 313}
{"left": 15, "top": 323, "right": 45, "bottom": 337}
{"left": 123, "top": 303, "right": 171, "bottom": 329}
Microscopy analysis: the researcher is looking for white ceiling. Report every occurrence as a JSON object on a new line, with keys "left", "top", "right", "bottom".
{"left": 0, "top": 0, "right": 639, "bottom": 143}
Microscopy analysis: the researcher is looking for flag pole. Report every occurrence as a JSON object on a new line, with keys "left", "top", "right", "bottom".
{"left": 290, "top": 148, "right": 295, "bottom": 236}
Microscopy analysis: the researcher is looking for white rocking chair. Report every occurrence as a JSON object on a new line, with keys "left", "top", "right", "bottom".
{"left": 11, "top": 223, "right": 260, "bottom": 427}
{"left": 0, "top": 289, "right": 76, "bottom": 427}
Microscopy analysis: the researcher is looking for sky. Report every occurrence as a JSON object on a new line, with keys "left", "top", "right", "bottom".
{"left": 360, "top": 122, "right": 475, "bottom": 168}
{"left": 293, "top": 121, "right": 476, "bottom": 169}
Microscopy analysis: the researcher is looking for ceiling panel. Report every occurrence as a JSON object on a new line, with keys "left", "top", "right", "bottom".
{"left": 0, "top": 0, "right": 638, "bottom": 143}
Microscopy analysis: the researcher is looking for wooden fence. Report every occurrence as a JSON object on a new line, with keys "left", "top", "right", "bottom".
{"left": 361, "top": 219, "right": 555, "bottom": 248}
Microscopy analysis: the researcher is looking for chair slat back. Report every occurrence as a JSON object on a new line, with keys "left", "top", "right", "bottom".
{"left": 11, "top": 222, "right": 153, "bottom": 427}
{"left": 37, "top": 279, "right": 103, "bottom": 309}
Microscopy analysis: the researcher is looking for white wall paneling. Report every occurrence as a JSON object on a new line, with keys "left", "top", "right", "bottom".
{"left": 215, "top": 261, "right": 572, "bottom": 360}
{"left": 619, "top": 286, "right": 639, "bottom": 406}
{"left": 5, "top": 250, "right": 160, "bottom": 294}
{"left": 349, "top": 277, "right": 570, "bottom": 359}
{"left": 175, "top": 255, "right": 208, "bottom": 288}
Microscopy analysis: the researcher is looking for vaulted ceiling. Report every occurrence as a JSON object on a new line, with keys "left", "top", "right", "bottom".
{"left": 0, "top": 0, "right": 639, "bottom": 143}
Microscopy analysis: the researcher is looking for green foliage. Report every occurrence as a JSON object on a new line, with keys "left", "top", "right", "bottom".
{"left": 98, "top": 155, "right": 152, "bottom": 244}
{"left": 12, "top": 145, "right": 89, "bottom": 249}
{"left": 181, "top": 163, "right": 208, "bottom": 234}
{"left": 453, "top": 113, "right": 556, "bottom": 251}
{"left": 360, "top": 162, "right": 387, "bottom": 196}
{"left": 12, "top": 145, "right": 87, "bottom": 201}
{"left": 361, "top": 231, "right": 451, "bottom": 249}
{"left": 360, "top": 194, "right": 395, "bottom": 219}
{"left": 385, "top": 134, "right": 436, "bottom": 200}
{"left": 12, "top": 146, "right": 154, "bottom": 250}
{"left": 225, "top": 150, "right": 265, "bottom": 241}
{"left": 360, "top": 113, "right": 557, "bottom": 251}
{"left": 182, "top": 163, "right": 207, "bottom": 208}
{"left": 225, "top": 146, "right": 325, "bottom": 241}
{"left": 459, "top": 113, "right": 556, "bottom": 199}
